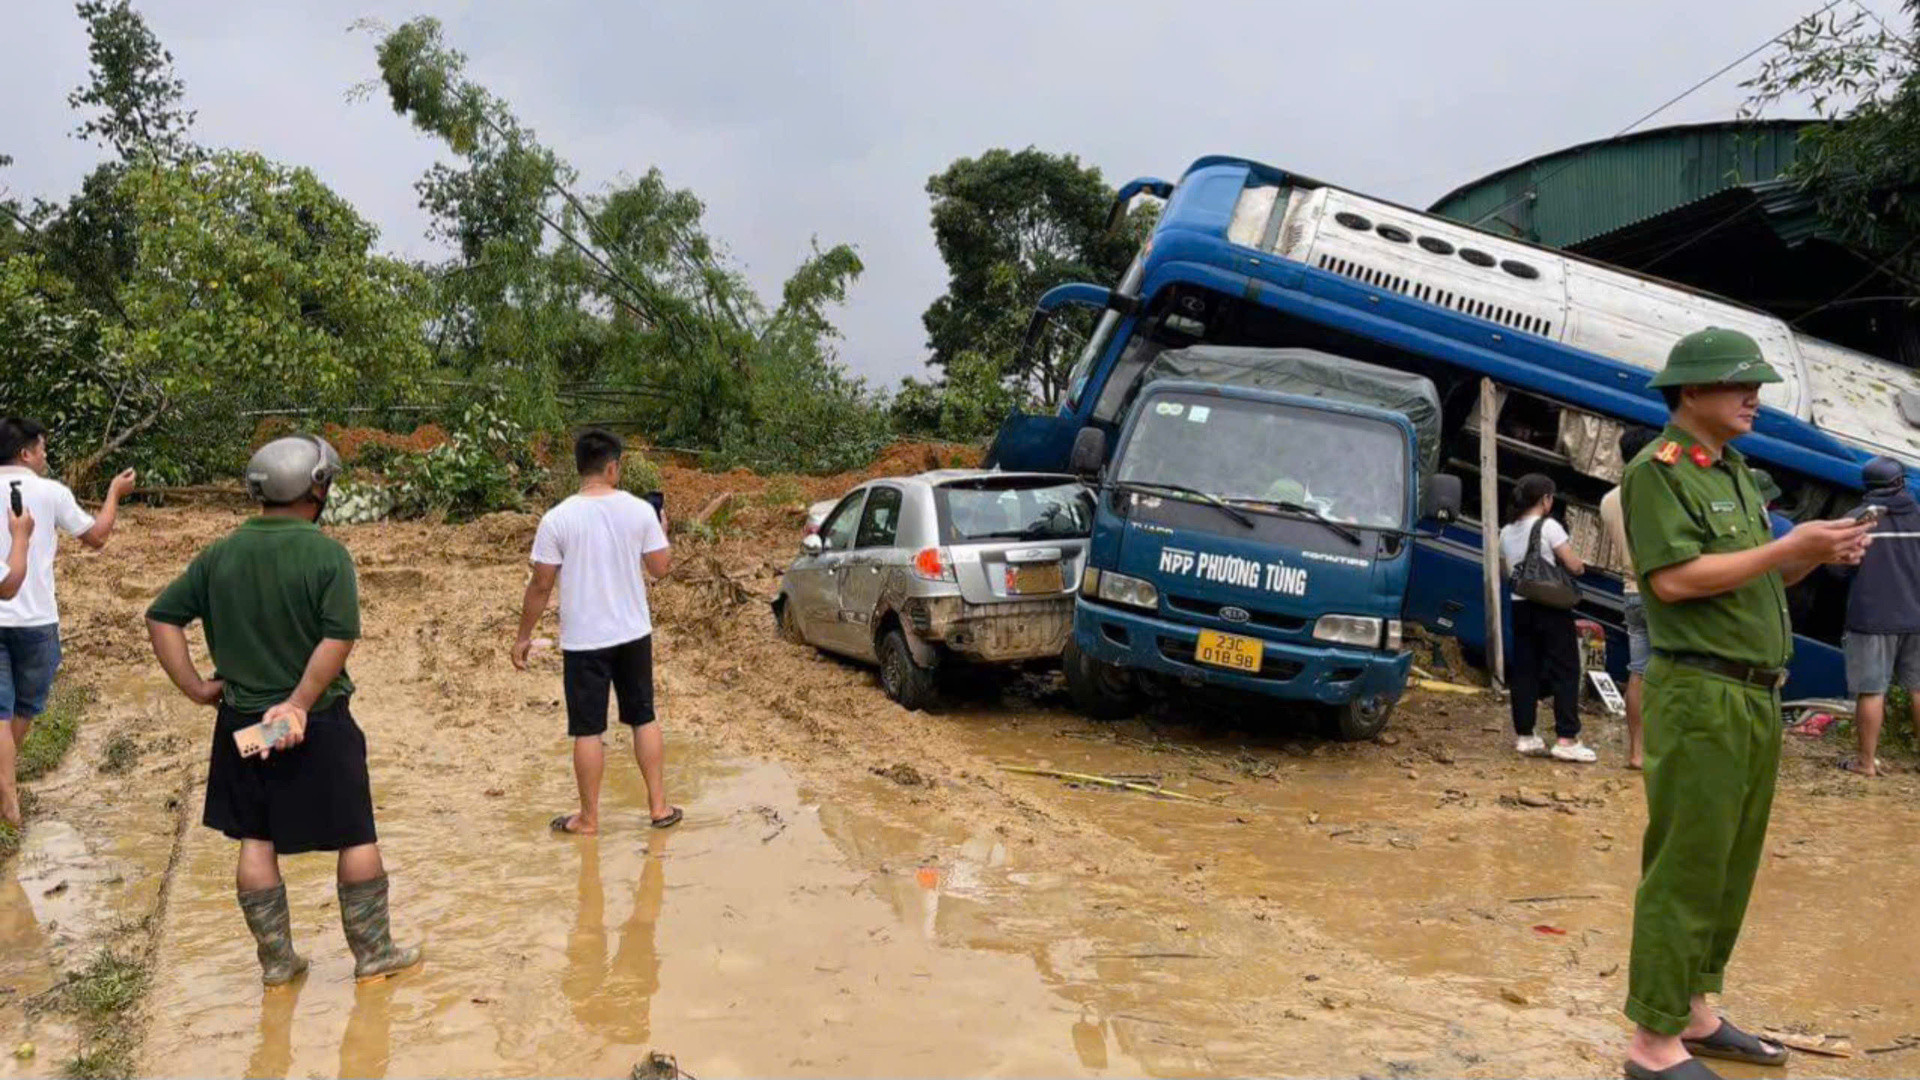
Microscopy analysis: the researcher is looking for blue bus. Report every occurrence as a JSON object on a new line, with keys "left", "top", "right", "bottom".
{"left": 989, "top": 155, "right": 1920, "bottom": 700}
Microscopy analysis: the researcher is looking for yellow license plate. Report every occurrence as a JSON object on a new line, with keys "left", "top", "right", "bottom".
{"left": 1194, "top": 630, "right": 1263, "bottom": 673}
{"left": 1007, "top": 564, "right": 1064, "bottom": 595}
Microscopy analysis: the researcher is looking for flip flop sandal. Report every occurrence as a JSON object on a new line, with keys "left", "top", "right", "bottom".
{"left": 650, "top": 807, "right": 683, "bottom": 829}
{"left": 1837, "top": 757, "right": 1880, "bottom": 777}
{"left": 1682, "top": 1019, "right": 1788, "bottom": 1066}
{"left": 1624, "top": 1058, "right": 1722, "bottom": 1080}
{"left": 549, "top": 813, "right": 588, "bottom": 834}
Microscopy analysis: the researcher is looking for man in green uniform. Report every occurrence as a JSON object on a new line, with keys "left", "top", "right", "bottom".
{"left": 1620, "top": 329, "right": 1873, "bottom": 1080}
{"left": 145, "top": 435, "right": 422, "bottom": 986}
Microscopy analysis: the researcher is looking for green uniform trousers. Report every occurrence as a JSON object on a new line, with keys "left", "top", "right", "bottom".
{"left": 1625, "top": 654, "right": 1781, "bottom": 1034}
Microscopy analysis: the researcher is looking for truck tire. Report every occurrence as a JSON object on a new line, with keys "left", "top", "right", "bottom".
{"left": 1063, "top": 639, "right": 1138, "bottom": 721}
{"left": 1324, "top": 696, "right": 1394, "bottom": 742}
{"left": 776, "top": 599, "right": 805, "bottom": 645}
{"left": 878, "top": 627, "right": 939, "bottom": 711}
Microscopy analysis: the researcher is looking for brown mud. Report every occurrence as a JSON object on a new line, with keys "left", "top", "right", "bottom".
{"left": 3, "top": 475, "right": 1917, "bottom": 1078}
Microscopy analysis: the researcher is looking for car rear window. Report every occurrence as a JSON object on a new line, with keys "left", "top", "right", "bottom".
{"left": 936, "top": 479, "right": 1093, "bottom": 543}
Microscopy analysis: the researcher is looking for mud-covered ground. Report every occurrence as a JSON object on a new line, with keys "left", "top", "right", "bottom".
{"left": 4, "top": 459, "right": 1918, "bottom": 1078}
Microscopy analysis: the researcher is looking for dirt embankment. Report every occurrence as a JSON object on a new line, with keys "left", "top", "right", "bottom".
{"left": 2, "top": 445, "right": 1916, "bottom": 1078}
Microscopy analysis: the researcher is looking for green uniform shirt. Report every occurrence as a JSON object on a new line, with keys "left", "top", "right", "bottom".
{"left": 1620, "top": 423, "right": 1791, "bottom": 668}
{"left": 146, "top": 516, "right": 360, "bottom": 712}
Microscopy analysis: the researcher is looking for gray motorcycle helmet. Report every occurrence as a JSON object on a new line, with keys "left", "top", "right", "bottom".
{"left": 1863, "top": 455, "right": 1906, "bottom": 494}
{"left": 245, "top": 434, "right": 342, "bottom": 505}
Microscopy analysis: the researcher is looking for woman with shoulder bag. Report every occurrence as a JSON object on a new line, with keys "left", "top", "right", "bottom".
{"left": 1499, "top": 474, "right": 1596, "bottom": 763}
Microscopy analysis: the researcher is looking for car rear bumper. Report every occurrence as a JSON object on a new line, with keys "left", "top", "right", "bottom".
{"left": 1074, "top": 601, "right": 1410, "bottom": 706}
{"left": 907, "top": 596, "right": 1075, "bottom": 663}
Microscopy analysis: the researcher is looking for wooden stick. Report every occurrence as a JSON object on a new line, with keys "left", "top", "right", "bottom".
{"left": 997, "top": 765, "right": 1221, "bottom": 805}
{"left": 1760, "top": 1033, "right": 1854, "bottom": 1059}
{"left": 1412, "top": 678, "right": 1484, "bottom": 695}
{"left": 1506, "top": 894, "right": 1601, "bottom": 904}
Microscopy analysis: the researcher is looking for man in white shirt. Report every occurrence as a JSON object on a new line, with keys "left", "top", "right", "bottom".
{"left": 511, "top": 429, "right": 678, "bottom": 835}
{"left": 1, "top": 417, "right": 136, "bottom": 825}
{"left": 1599, "top": 426, "right": 1659, "bottom": 770}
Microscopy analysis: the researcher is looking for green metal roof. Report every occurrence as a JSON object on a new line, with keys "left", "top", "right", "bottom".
{"left": 1428, "top": 120, "right": 1816, "bottom": 248}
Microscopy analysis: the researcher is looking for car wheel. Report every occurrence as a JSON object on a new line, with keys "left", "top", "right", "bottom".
{"left": 1324, "top": 695, "right": 1394, "bottom": 742}
{"left": 1063, "top": 638, "right": 1137, "bottom": 721}
{"left": 777, "top": 599, "right": 805, "bottom": 645}
{"left": 878, "top": 627, "right": 939, "bottom": 711}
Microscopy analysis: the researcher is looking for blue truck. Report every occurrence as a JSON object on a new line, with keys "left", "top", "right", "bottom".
{"left": 1060, "top": 345, "right": 1459, "bottom": 739}
{"left": 992, "top": 155, "right": 1920, "bottom": 702}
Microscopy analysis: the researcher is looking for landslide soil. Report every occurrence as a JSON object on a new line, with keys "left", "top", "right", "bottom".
{"left": 4, "top": 448, "right": 1918, "bottom": 1078}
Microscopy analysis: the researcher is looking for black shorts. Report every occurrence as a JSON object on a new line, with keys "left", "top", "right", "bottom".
{"left": 203, "top": 698, "right": 378, "bottom": 855}
{"left": 563, "top": 635, "right": 656, "bottom": 737}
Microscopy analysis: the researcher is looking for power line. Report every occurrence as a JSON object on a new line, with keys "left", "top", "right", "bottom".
{"left": 1469, "top": 0, "right": 1850, "bottom": 230}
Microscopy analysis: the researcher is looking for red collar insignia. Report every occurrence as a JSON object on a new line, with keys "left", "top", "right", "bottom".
{"left": 1654, "top": 440, "right": 1682, "bottom": 465}
{"left": 1689, "top": 445, "right": 1713, "bottom": 468}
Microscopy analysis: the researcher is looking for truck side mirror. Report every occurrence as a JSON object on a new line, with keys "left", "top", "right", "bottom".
{"left": 1069, "top": 426, "right": 1108, "bottom": 477}
{"left": 1421, "top": 474, "right": 1463, "bottom": 524}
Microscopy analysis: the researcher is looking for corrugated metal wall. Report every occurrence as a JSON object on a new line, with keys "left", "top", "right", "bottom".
{"left": 1428, "top": 122, "right": 1810, "bottom": 248}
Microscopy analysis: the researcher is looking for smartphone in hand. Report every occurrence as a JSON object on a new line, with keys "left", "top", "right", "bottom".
{"left": 8, "top": 481, "right": 21, "bottom": 517}
{"left": 1849, "top": 503, "right": 1886, "bottom": 526}
{"left": 233, "top": 717, "right": 291, "bottom": 759}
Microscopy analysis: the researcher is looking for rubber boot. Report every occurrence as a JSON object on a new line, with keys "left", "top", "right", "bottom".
{"left": 338, "top": 874, "right": 422, "bottom": 981}
{"left": 237, "top": 883, "right": 309, "bottom": 986}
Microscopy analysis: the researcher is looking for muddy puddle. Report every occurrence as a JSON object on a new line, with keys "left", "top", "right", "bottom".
{"left": 137, "top": 730, "right": 1149, "bottom": 1078}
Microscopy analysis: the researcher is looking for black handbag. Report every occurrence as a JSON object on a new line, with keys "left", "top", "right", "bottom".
{"left": 1511, "top": 517, "right": 1580, "bottom": 609}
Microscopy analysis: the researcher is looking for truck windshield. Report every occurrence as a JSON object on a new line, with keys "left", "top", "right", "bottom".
{"left": 1114, "top": 393, "right": 1408, "bottom": 530}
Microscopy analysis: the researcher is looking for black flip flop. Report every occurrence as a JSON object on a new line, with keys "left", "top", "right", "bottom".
{"left": 1682, "top": 1020, "right": 1788, "bottom": 1067}
{"left": 649, "top": 807, "right": 683, "bottom": 829}
{"left": 549, "top": 813, "right": 588, "bottom": 834}
{"left": 1624, "top": 1057, "right": 1722, "bottom": 1080}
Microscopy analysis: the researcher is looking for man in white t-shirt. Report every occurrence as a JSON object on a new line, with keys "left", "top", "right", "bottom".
{"left": 1, "top": 417, "right": 137, "bottom": 824}
{"left": 512, "top": 429, "right": 678, "bottom": 835}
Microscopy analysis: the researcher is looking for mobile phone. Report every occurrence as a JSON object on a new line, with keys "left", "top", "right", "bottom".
{"left": 8, "top": 481, "right": 20, "bottom": 517}
{"left": 1849, "top": 503, "right": 1885, "bottom": 525}
{"left": 233, "top": 717, "right": 291, "bottom": 759}
{"left": 644, "top": 490, "right": 665, "bottom": 518}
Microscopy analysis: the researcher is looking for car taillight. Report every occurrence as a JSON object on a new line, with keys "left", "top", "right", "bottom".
{"left": 912, "top": 547, "right": 956, "bottom": 582}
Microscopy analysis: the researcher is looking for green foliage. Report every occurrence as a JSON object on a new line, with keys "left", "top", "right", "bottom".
{"left": 68, "top": 0, "right": 197, "bottom": 162}
{"left": 617, "top": 451, "right": 664, "bottom": 498}
{"left": 1743, "top": 3, "right": 1920, "bottom": 279}
{"left": 55, "top": 949, "right": 148, "bottom": 1080}
{"left": 386, "top": 402, "right": 535, "bottom": 521}
{"left": 921, "top": 148, "right": 1135, "bottom": 404}
{"left": 16, "top": 685, "right": 89, "bottom": 783}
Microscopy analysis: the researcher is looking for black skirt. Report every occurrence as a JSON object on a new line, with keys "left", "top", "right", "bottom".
{"left": 202, "top": 697, "right": 378, "bottom": 854}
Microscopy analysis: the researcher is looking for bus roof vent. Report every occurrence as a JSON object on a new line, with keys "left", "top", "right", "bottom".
{"left": 1316, "top": 253, "right": 1556, "bottom": 338}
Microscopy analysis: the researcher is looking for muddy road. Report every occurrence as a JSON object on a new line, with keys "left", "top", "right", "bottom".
{"left": 4, "top": 482, "right": 1918, "bottom": 1078}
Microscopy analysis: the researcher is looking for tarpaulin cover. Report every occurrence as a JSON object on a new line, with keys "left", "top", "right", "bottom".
{"left": 1143, "top": 346, "right": 1442, "bottom": 473}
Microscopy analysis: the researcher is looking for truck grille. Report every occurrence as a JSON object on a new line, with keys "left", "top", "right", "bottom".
{"left": 1165, "top": 594, "right": 1308, "bottom": 633}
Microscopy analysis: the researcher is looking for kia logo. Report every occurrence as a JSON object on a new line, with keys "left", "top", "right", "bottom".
{"left": 1219, "top": 606, "right": 1251, "bottom": 624}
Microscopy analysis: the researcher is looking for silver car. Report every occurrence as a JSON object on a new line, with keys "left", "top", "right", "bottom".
{"left": 774, "top": 470, "right": 1094, "bottom": 709}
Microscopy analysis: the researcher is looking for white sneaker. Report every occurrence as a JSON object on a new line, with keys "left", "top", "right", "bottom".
{"left": 1515, "top": 735, "right": 1548, "bottom": 757}
{"left": 1550, "top": 741, "right": 1598, "bottom": 764}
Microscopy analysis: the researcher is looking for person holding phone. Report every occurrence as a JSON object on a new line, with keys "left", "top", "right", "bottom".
{"left": 0, "top": 417, "right": 136, "bottom": 827}
{"left": 1619, "top": 329, "right": 1875, "bottom": 1080}
{"left": 1834, "top": 457, "right": 1920, "bottom": 778}
{"left": 512, "top": 428, "right": 679, "bottom": 835}
{"left": 145, "top": 435, "right": 421, "bottom": 986}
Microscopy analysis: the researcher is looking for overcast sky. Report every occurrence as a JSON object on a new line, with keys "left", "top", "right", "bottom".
{"left": 1, "top": 0, "right": 1871, "bottom": 388}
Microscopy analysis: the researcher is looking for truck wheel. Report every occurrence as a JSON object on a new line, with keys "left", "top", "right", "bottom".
{"left": 1324, "top": 696, "right": 1394, "bottom": 742}
{"left": 878, "top": 627, "right": 939, "bottom": 711}
{"left": 1063, "top": 639, "right": 1138, "bottom": 721}
{"left": 776, "top": 599, "right": 805, "bottom": 645}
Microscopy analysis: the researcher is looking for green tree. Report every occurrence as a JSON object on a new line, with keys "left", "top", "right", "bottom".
{"left": 1744, "top": 3, "right": 1920, "bottom": 278}
{"left": 106, "top": 152, "right": 434, "bottom": 481}
{"left": 921, "top": 148, "right": 1135, "bottom": 405}
{"left": 67, "top": 0, "right": 196, "bottom": 162}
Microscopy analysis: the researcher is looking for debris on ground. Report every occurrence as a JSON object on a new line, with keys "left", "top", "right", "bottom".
{"left": 872, "top": 763, "right": 928, "bottom": 787}
{"left": 632, "top": 1050, "right": 687, "bottom": 1079}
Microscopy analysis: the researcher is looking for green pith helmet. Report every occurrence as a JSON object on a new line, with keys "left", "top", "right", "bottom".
{"left": 1751, "top": 468, "right": 1782, "bottom": 504}
{"left": 1647, "top": 327, "right": 1783, "bottom": 388}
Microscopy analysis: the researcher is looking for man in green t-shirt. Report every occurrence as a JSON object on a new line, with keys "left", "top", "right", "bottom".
{"left": 1619, "top": 329, "right": 1872, "bottom": 1080}
{"left": 145, "top": 435, "right": 421, "bottom": 987}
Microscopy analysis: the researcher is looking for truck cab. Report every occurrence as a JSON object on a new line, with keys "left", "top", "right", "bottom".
{"left": 1063, "top": 348, "right": 1460, "bottom": 739}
